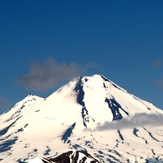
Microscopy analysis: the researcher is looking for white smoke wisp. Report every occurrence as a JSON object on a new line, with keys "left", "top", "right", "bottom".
{"left": 94, "top": 113, "right": 163, "bottom": 131}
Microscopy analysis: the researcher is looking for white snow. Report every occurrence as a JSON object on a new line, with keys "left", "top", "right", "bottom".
{"left": 28, "top": 157, "right": 44, "bottom": 163}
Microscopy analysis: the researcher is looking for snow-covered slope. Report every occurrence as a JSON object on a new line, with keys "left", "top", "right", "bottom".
{"left": 0, "top": 74, "right": 163, "bottom": 163}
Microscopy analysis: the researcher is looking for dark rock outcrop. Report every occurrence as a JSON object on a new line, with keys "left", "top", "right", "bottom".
{"left": 41, "top": 150, "right": 100, "bottom": 163}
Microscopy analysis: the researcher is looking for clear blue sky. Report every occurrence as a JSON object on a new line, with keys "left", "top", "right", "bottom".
{"left": 0, "top": 0, "right": 163, "bottom": 114}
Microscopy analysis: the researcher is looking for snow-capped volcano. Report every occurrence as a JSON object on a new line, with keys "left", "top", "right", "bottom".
{"left": 0, "top": 74, "right": 163, "bottom": 163}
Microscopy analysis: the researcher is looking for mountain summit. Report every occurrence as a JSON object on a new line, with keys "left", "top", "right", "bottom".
{"left": 0, "top": 74, "right": 163, "bottom": 162}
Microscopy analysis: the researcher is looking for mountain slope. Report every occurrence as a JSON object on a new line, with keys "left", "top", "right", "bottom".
{"left": 0, "top": 74, "right": 163, "bottom": 162}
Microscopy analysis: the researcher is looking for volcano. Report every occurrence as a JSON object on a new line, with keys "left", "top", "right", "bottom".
{"left": 0, "top": 74, "right": 163, "bottom": 162}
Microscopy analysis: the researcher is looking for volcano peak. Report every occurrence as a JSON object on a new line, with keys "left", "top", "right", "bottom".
{"left": 0, "top": 74, "right": 163, "bottom": 162}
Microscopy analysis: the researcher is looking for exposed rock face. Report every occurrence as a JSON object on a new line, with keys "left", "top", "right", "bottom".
{"left": 29, "top": 150, "right": 100, "bottom": 163}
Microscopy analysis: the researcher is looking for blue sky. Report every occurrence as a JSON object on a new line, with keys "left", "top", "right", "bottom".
{"left": 0, "top": 0, "right": 163, "bottom": 114}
